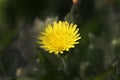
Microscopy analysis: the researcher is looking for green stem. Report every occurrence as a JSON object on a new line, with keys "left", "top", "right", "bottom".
{"left": 57, "top": 54, "right": 68, "bottom": 75}
{"left": 61, "top": 56, "right": 67, "bottom": 74}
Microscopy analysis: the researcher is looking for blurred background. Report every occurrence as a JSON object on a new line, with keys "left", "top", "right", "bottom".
{"left": 0, "top": 0, "right": 120, "bottom": 80}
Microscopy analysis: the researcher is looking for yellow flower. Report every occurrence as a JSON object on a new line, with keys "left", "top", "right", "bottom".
{"left": 38, "top": 21, "right": 81, "bottom": 54}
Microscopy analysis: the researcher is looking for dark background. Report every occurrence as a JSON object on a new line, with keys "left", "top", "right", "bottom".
{"left": 0, "top": 0, "right": 120, "bottom": 80}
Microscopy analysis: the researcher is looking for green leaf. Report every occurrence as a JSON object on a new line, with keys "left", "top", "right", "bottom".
{"left": 88, "top": 68, "right": 115, "bottom": 80}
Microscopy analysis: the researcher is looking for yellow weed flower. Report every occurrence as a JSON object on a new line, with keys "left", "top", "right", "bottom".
{"left": 38, "top": 21, "right": 81, "bottom": 54}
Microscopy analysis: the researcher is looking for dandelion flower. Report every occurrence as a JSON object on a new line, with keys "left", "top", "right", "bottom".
{"left": 38, "top": 21, "right": 81, "bottom": 54}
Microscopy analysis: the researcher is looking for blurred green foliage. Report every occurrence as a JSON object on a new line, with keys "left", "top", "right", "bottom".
{"left": 0, "top": 0, "right": 120, "bottom": 80}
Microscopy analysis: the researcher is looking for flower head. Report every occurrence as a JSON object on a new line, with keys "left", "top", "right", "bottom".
{"left": 38, "top": 21, "right": 81, "bottom": 54}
